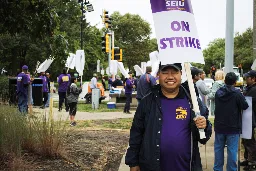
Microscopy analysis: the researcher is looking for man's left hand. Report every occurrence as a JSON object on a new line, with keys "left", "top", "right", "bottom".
{"left": 194, "top": 116, "right": 207, "bottom": 129}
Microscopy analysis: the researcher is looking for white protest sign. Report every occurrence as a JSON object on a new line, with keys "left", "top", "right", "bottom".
{"left": 150, "top": 0, "right": 204, "bottom": 64}
{"left": 134, "top": 65, "right": 144, "bottom": 76}
{"left": 251, "top": 59, "right": 256, "bottom": 70}
{"left": 241, "top": 96, "right": 253, "bottom": 139}
{"left": 150, "top": 0, "right": 205, "bottom": 139}
{"left": 75, "top": 50, "right": 85, "bottom": 76}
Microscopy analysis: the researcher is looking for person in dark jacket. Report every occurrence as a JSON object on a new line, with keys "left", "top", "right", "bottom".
{"left": 124, "top": 72, "right": 134, "bottom": 114}
{"left": 125, "top": 63, "right": 212, "bottom": 171}
{"left": 112, "top": 75, "right": 123, "bottom": 88}
{"left": 67, "top": 77, "right": 82, "bottom": 126}
{"left": 241, "top": 70, "right": 256, "bottom": 169}
{"left": 214, "top": 72, "right": 249, "bottom": 171}
{"left": 136, "top": 66, "right": 157, "bottom": 105}
{"left": 182, "top": 67, "right": 201, "bottom": 97}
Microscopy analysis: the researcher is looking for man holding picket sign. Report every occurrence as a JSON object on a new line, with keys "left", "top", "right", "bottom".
{"left": 125, "top": 0, "right": 212, "bottom": 171}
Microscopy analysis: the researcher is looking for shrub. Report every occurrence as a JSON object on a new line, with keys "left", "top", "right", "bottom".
{"left": 0, "top": 105, "right": 67, "bottom": 168}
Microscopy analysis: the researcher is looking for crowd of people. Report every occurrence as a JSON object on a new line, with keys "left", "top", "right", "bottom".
{"left": 124, "top": 64, "right": 256, "bottom": 171}
{"left": 16, "top": 66, "right": 82, "bottom": 126}
{"left": 15, "top": 63, "right": 256, "bottom": 170}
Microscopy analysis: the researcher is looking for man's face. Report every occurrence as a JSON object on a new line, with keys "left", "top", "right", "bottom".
{"left": 129, "top": 74, "right": 132, "bottom": 78}
{"left": 194, "top": 74, "right": 201, "bottom": 82}
{"left": 46, "top": 73, "right": 50, "bottom": 78}
{"left": 159, "top": 67, "right": 181, "bottom": 91}
{"left": 245, "top": 76, "right": 255, "bottom": 86}
{"left": 200, "top": 72, "right": 205, "bottom": 80}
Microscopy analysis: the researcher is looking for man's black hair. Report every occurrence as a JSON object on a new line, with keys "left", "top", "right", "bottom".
{"left": 191, "top": 67, "right": 201, "bottom": 79}
{"left": 71, "top": 77, "right": 76, "bottom": 83}
{"left": 225, "top": 72, "right": 237, "bottom": 85}
{"left": 63, "top": 68, "right": 67, "bottom": 74}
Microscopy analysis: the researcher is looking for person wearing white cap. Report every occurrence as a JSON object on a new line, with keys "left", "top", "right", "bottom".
{"left": 17, "top": 65, "right": 29, "bottom": 114}
{"left": 90, "top": 73, "right": 97, "bottom": 89}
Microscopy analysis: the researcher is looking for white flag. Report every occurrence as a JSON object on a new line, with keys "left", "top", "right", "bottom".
{"left": 37, "top": 59, "right": 54, "bottom": 73}
{"left": 75, "top": 50, "right": 85, "bottom": 76}
{"left": 134, "top": 65, "right": 144, "bottom": 76}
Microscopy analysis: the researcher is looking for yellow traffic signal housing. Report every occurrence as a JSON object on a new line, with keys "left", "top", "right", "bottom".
{"left": 111, "top": 48, "right": 114, "bottom": 60}
{"left": 105, "top": 34, "right": 110, "bottom": 52}
{"left": 113, "top": 47, "right": 123, "bottom": 62}
{"left": 101, "top": 34, "right": 110, "bottom": 53}
{"left": 102, "top": 10, "right": 109, "bottom": 23}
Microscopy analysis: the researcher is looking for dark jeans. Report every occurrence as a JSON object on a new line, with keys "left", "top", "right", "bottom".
{"left": 58, "top": 91, "right": 68, "bottom": 111}
{"left": 17, "top": 93, "right": 28, "bottom": 114}
{"left": 242, "top": 129, "right": 256, "bottom": 162}
{"left": 69, "top": 102, "right": 77, "bottom": 116}
{"left": 43, "top": 92, "right": 48, "bottom": 106}
{"left": 124, "top": 93, "right": 132, "bottom": 113}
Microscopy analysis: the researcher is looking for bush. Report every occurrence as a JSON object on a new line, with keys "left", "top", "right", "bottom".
{"left": 0, "top": 76, "right": 9, "bottom": 103}
{"left": 0, "top": 105, "right": 67, "bottom": 167}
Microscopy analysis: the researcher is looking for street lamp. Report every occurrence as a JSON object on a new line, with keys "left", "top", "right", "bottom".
{"left": 78, "top": 0, "right": 94, "bottom": 49}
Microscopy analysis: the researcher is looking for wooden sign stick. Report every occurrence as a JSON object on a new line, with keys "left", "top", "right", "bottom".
{"left": 184, "top": 62, "right": 206, "bottom": 139}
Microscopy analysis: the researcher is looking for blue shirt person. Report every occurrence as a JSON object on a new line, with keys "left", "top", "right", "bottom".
{"left": 125, "top": 63, "right": 212, "bottom": 171}
{"left": 17, "top": 65, "right": 29, "bottom": 114}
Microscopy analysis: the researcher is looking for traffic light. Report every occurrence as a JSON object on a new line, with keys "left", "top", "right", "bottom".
{"left": 105, "top": 18, "right": 112, "bottom": 29}
{"left": 112, "top": 47, "right": 123, "bottom": 61}
{"left": 102, "top": 10, "right": 109, "bottom": 23}
{"left": 101, "top": 34, "right": 110, "bottom": 53}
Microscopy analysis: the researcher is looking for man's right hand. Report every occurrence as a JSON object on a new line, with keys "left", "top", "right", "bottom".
{"left": 130, "top": 166, "right": 140, "bottom": 171}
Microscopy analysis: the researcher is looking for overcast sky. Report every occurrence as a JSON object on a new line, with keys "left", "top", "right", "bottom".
{"left": 86, "top": 0, "right": 253, "bottom": 49}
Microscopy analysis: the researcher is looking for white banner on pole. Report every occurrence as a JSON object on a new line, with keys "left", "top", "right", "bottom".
{"left": 97, "top": 60, "right": 100, "bottom": 72}
{"left": 37, "top": 59, "right": 54, "bottom": 73}
{"left": 134, "top": 65, "right": 144, "bottom": 76}
{"left": 241, "top": 96, "right": 253, "bottom": 139}
{"left": 75, "top": 50, "right": 85, "bottom": 76}
{"left": 66, "top": 53, "right": 76, "bottom": 69}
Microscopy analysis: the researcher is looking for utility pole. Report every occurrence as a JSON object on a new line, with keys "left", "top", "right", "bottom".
{"left": 80, "top": 0, "right": 84, "bottom": 49}
{"left": 224, "top": 0, "right": 234, "bottom": 73}
{"left": 253, "top": 0, "right": 256, "bottom": 61}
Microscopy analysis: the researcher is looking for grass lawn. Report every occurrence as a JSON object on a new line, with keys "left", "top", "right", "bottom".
{"left": 54, "top": 101, "right": 123, "bottom": 113}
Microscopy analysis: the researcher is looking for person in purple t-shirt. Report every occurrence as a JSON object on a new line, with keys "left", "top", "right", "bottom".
{"left": 17, "top": 65, "right": 29, "bottom": 114}
{"left": 39, "top": 72, "right": 49, "bottom": 109}
{"left": 125, "top": 63, "right": 212, "bottom": 171}
{"left": 124, "top": 71, "right": 134, "bottom": 114}
{"left": 58, "top": 68, "right": 71, "bottom": 112}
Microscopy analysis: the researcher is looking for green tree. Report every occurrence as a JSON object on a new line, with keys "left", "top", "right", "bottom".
{"left": 203, "top": 28, "right": 253, "bottom": 74}
{"left": 110, "top": 12, "right": 156, "bottom": 70}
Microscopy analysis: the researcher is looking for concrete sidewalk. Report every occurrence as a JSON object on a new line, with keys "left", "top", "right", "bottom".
{"left": 33, "top": 107, "right": 134, "bottom": 121}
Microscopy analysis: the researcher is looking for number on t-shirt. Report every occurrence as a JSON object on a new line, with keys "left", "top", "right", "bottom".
{"left": 62, "top": 76, "right": 69, "bottom": 82}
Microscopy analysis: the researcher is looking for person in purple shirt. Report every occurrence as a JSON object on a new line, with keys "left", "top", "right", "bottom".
{"left": 58, "top": 68, "right": 71, "bottom": 112}
{"left": 125, "top": 63, "right": 212, "bottom": 171}
{"left": 17, "top": 65, "right": 29, "bottom": 114}
{"left": 39, "top": 72, "right": 49, "bottom": 109}
{"left": 124, "top": 72, "right": 134, "bottom": 114}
